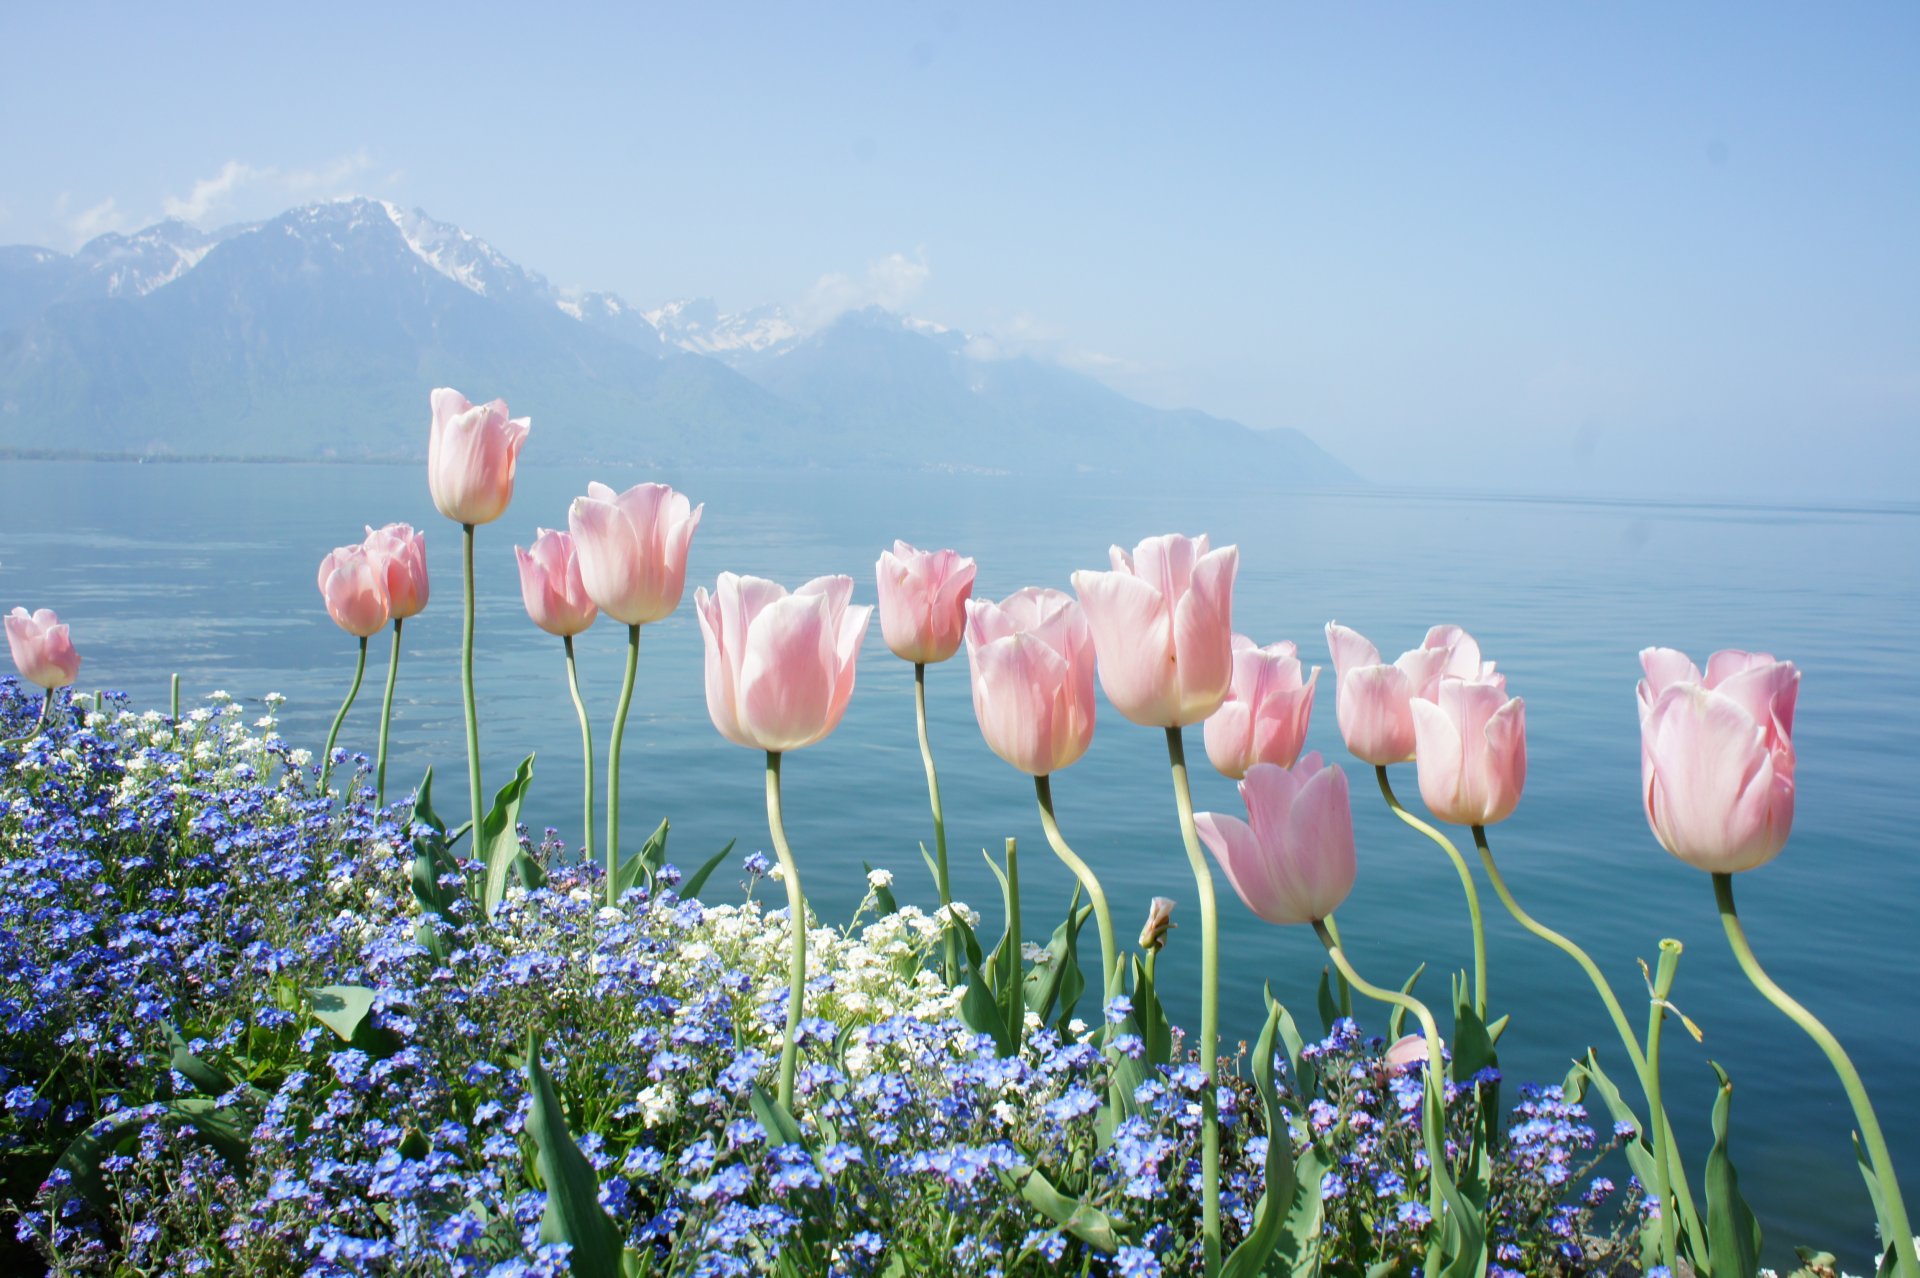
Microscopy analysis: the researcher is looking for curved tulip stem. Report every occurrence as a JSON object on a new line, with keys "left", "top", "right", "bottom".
{"left": 606, "top": 624, "right": 641, "bottom": 896}
{"left": 1, "top": 691, "right": 51, "bottom": 748}
{"left": 1314, "top": 918, "right": 1449, "bottom": 1255}
{"left": 766, "top": 751, "right": 807, "bottom": 1110}
{"left": 1320, "top": 914, "right": 1355, "bottom": 1019}
{"left": 321, "top": 636, "right": 368, "bottom": 797}
{"left": 1166, "top": 726, "right": 1221, "bottom": 1278}
{"left": 1377, "top": 767, "right": 1487, "bottom": 1019}
{"left": 374, "top": 619, "right": 403, "bottom": 810}
{"left": 916, "top": 662, "right": 958, "bottom": 982}
{"left": 1715, "top": 872, "right": 1918, "bottom": 1278}
{"left": 1643, "top": 940, "right": 1686, "bottom": 1269}
{"left": 460, "top": 522, "right": 483, "bottom": 828}
{"left": 564, "top": 635, "right": 598, "bottom": 890}
{"left": 1475, "top": 825, "right": 1703, "bottom": 1248}
{"left": 1034, "top": 774, "right": 1122, "bottom": 1017}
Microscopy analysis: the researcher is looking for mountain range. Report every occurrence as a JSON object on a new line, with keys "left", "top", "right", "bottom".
{"left": 0, "top": 198, "right": 1355, "bottom": 483}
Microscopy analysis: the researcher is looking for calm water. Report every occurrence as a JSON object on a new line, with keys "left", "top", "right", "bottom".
{"left": 3, "top": 458, "right": 1916, "bottom": 1266}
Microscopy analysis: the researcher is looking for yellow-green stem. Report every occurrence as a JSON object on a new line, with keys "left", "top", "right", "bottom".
{"left": 169, "top": 673, "right": 180, "bottom": 722}
{"left": 1034, "top": 774, "right": 1122, "bottom": 1016}
{"left": 321, "top": 636, "right": 367, "bottom": 796}
{"left": 606, "top": 623, "right": 640, "bottom": 893}
{"left": 1314, "top": 919, "right": 1450, "bottom": 1265}
{"left": 1644, "top": 939, "right": 1684, "bottom": 1269}
{"left": 916, "top": 662, "right": 958, "bottom": 982}
{"left": 1377, "top": 767, "right": 1486, "bottom": 1019}
{"left": 1321, "top": 913, "right": 1355, "bottom": 1019}
{"left": 1166, "top": 726, "right": 1221, "bottom": 1278}
{"left": 1, "top": 691, "right": 50, "bottom": 748}
{"left": 460, "top": 523, "right": 482, "bottom": 828}
{"left": 765, "top": 751, "right": 807, "bottom": 1110}
{"left": 1715, "top": 872, "right": 1918, "bottom": 1278}
{"left": 375, "top": 619, "right": 403, "bottom": 810}
{"left": 563, "top": 636, "right": 598, "bottom": 893}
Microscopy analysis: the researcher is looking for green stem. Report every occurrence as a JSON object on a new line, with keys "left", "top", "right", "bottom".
{"left": 606, "top": 623, "right": 641, "bottom": 893}
{"left": 1377, "top": 766, "right": 1487, "bottom": 1019}
{"left": 1644, "top": 939, "right": 1684, "bottom": 1269}
{"left": 374, "top": 619, "right": 402, "bottom": 810}
{"left": 1321, "top": 914, "right": 1355, "bottom": 1018}
{"left": 169, "top": 673, "right": 180, "bottom": 722}
{"left": 1034, "top": 775, "right": 1122, "bottom": 1014}
{"left": 460, "top": 523, "right": 482, "bottom": 828}
{"left": 320, "top": 636, "right": 367, "bottom": 796}
{"left": 1166, "top": 726, "right": 1221, "bottom": 1278}
{"left": 766, "top": 751, "right": 806, "bottom": 1110}
{"left": 0, "top": 690, "right": 51, "bottom": 748}
{"left": 1475, "top": 825, "right": 1703, "bottom": 1248}
{"left": 1715, "top": 872, "right": 1918, "bottom": 1278}
{"left": 1005, "top": 836, "right": 1022, "bottom": 1050}
{"left": 564, "top": 636, "right": 598, "bottom": 892}
{"left": 916, "top": 662, "right": 958, "bottom": 982}
{"left": 1314, "top": 918, "right": 1450, "bottom": 1263}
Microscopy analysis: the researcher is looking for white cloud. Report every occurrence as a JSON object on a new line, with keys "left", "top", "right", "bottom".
{"left": 963, "top": 309, "right": 1129, "bottom": 376}
{"left": 66, "top": 196, "right": 130, "bottom": 245}
{"left": 282, "top": 148, "right": 373, "bottom": 195}
{"left": 163, "top": 160, "right": 267, "bottom": 222}
{"left": 796, "top": 250, "right": 930, "bottom": 329}
{"left": 160, "top": 150, "right": 377, "bottom": 226}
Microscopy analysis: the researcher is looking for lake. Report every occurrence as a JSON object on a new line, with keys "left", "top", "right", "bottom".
{"left": 3, "top": 456, "right": 1915, "bottom": 1268}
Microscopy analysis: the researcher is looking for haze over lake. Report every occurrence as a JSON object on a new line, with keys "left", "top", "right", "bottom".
{"left": 3, "top": 456, "right": 1914, "bottom": 1266}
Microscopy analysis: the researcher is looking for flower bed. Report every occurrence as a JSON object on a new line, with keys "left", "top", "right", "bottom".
{"left": 0, "top": 679, "right": 1648, "bottom": 1276}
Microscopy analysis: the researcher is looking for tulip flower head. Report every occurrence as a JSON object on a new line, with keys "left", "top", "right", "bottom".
{"left": 876, "top": 541, "right": 978, "bottom": 665}
{"left": 568, "top": 481, "right": 704, "bottom": 626}
{"left": 694, "top": 573, "right": 872, "bottom": 753}
{"left": 316, "top": 545, "right": 392, "bottom": 638}
{"left": 5, "top": 607, "right": 81, "bottom": 690}
{"left": 1324, "top": 623, "right": 1497, "bottom": 765}
{"left": 1204, "top": 635, "right": 1321, "bottom": 778}
{"left": 362, "top": 523, "right": 429, "bottom": 620}
{"left": 427, "top": 387, "right": 530, "bottom": 526}
{"left": 1139, "top": 896, "right": 1177, "bottom": 953}
{"left": 1638, "top": 646, "right": 1799, "bottom": 874}
{"left": 515, "top": 529, "right": 599, "bottom": 637}
{"left": 1071, "top": 532, "right": 1238, "bottom": 728}
{"left": 1385, "top": 1032, "right": 1434, "bottom": 1073}
{"left": 1409, "top": 676, "right": 1527, "bottom": 826}
{"left": 1192, "top": 754, "right": 1357, "bottom": 926}
{"left": 963, "top": 588, "right": 1099, "bottom": 776}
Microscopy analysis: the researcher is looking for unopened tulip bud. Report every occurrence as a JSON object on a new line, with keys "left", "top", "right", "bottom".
{"left": 1139, "top": 897, "right": 1177, "bottom": 952}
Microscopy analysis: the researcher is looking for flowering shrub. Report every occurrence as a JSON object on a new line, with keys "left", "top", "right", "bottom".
{"left": 0, "top": 677, "right": 1734, "bottom": 1274}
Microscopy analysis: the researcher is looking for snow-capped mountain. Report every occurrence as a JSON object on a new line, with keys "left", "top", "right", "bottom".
{"left": 0, "top": 198, "right": 1354, "bottom": 483}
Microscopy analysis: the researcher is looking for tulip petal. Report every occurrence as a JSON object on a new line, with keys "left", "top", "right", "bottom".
{"left": 739, "top": 593, "right": 839, "bottom": 752}
{"left": 1072, "top": 568, "right": 1176, "bottom": 726}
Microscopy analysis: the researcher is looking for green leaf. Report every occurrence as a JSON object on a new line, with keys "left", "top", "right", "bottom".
{"left": 161, "top": 1023, "right": 233, "bottom": 1097}
{"left": 523, "top": 1033, "right": 626, "bottom": 1278}
{"left": 1703, "top": 1060, "right": 1762, "bottom": 1278}
{"left": 682, "top": 840, "right": 737, "bottom": 903}
{"left": 55, "top": 1094, "right": 259, "bottom": 1213}
{"left": 1010, "top": 1165, "right": 1124, "bottom": 1253}
{"left": 613, "top": 818, "right": 670, "bottom": 899}
{"left": 1276, "top": 1002, "right": 1316, "bottom": 1111}
{"left": 1316, "top": 968, "right": 1340, "bottom": 1035}
{"left": 855, "top": 860, "right": 899, "bottom": 918}
{"left": 750, "top": 1083, "right": 809, "bottom": 1151}
{"left": 1265, "top": 1143, "right": 1329, "bottom": 1277}
{"left": 1023, "top": 891, "right": 1090, "bottom": 1029}
{"left": 1221, "top": 989, "right": 1303, "bottom": 1278}
{"left": 411, "top": 765, "right": 445, "bottom": 835}
{"left": 1387, "top": 964, "right": 1425, "bottom": 1042}
{"left": 309, "top": 985, "right": 402, "bottom": 1057}
{"left": 479, "top": 754, "right": 537, "bottom": 915}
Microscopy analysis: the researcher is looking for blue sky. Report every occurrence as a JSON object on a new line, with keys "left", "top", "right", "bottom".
{"left": 2, "top": 3, "right": 1915, "bottom": 498}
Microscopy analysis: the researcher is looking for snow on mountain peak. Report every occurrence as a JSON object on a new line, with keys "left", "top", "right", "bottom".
{"left": 373, "top": 200, "right": 533, "bottom": 297}
{"left": 646, "top": 298, "right": 801, "bottom": 358}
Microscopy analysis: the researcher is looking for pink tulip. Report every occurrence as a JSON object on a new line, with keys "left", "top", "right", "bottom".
{"left": 1637, "top": 646, "right": 1798, "bottom": 873}
{"left": 694, "top": 573, "right": 872, "bottom": 753}
{"left": 362, "top": 523, "right": 430, "bottom": 620}
{"left": 1203, "top": 635, "right": 1321, "bottom": 778}
{"left": 1409, "top": 677, "right": 1527, "bottom": 825}
{"left": 5, "top": 608, "right": 81, "bottom": 690}
{"left": 1324, "top": 623, "right": 1498, "bottom": 765}
{"left": 1192, "top": 755, "right": 1357, "bottom": 926}
{"left": 427, "top": 387, "right": 530, "bottom": 526}
{"left": 963, "top": 588, "right": 1098, "bottom": 776}
{"left": 1070, "top": 533, "right": 1238, "bottom": 728}
{"left": 515, "top": 529, "right": 599, "bottom": 637}
{"left": 1385, "top": 1033, "right": 1434, "bottom": 1073}
{"left": 567, "top": 481, "right": 704, "bottom": 626}
{"left": 876, "top": 541, "right": 977, "bottom": 664}
{"left": 316, "top": 545, "right": 392, "bottom": 638}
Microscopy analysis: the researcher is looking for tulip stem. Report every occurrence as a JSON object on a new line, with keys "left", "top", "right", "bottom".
{"left": 169, "top": 673, "right": 180, "bottom": 722}
{"left": 916, "top": 662, "right": 958, "bottom": 983}
{"left": 374, "top": 619, "right": 403, "bottom": 810}
{"left": 1320, "top": 914, "right": 1355, "bottom": 1019}
{"left": 1166, "top": 726, "right": 1221, "bottom": 1278}
{"left": 1314, "top": 919, "right": 1451, "bottom": 1266}
{"left": 766, "top": 751, "right": 807, "bottom": 1111}
{"left": 321, "top": 636, "right": 367, "bottom": 797}
{"left": 1715, "top": 872, "right": 1918, "bottom": 1278}
{"left": 1, "top": 691, "right": 50, "bottom": 748}
{"left": 1474, "top": 825, "right": 1703, "bottom": 1249}
{"left": 606, "top": 623, "right": 640, "bottom": 903}
{"left": 1644, "top": 940, "right": 1684, "bottom": 1270}
{"left": 564, "top": 635, "right": 598, "bottom": 886}
{"left": 1034, "top": 775, "right": 1122, "bottom": 1020}
{"left": 460, "top": 523, "right": 483, "bottom": 829}
{"left": 1377, "top": 767, "right": 1487, "bottom": 1019}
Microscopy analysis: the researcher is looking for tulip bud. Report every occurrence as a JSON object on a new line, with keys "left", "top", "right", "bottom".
{"left": 1139, "top": 897, "right": 1177, "bottom": 952}
{"left": 1409, "top": 677, "right": 1527, "bottom": 826}
{"left": 1192, "top": 755, "right": 1357, "bottom": 926}
{"left": 876, "top": 541, "right": 977, "bottom": 664}
{"left": 316, "top": 545, "right": 392, "bottom": 638}
{"left": 963, "top": 589, "right": 1098, "bottom": 776}
{"left": 568, "top": 481, "right": 703, "bottom": 626}
{"left": 5, "top": 607, "right": 81, "bottom": 690}
{"left": 1204, "top": 635, "right": 1320, "bottom": 779}
{"left": 694, "top": 573, "right": 871, "bottom": 753}
{"left": 515, "top": 529, "right": 599, "bottom": 637}
{"left": 1071, "top": 533, "right": 1238, "bottom": 728}
{"left": 427, "top": 387, "right": 529, "bottom": 526}
{"left": 362, "top": 523, "right": 429, "bottom": 620}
